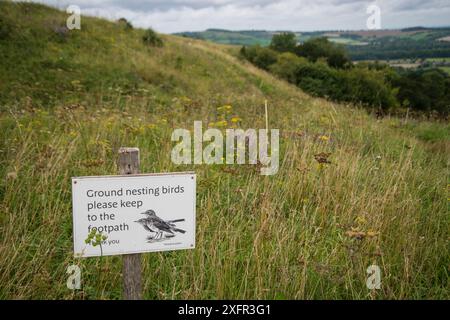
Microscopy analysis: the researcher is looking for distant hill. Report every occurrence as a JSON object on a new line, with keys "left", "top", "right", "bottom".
{"left": 176, "top": 27, "right": 450, "bottom": 60}
{"left": 175, "top": 29, "right": 278, "bottom": 45}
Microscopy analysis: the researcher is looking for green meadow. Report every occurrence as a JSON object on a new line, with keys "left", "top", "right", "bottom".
{"left": 0, "top": 2, "right": 449, "bottom": 299}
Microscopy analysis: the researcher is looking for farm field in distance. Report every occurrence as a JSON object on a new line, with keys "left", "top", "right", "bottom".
{"left": 177, "top": 27, "right": 450, "bottom": 61}
{"left": 356, "top": 57, "right": 450, "bottom": 75}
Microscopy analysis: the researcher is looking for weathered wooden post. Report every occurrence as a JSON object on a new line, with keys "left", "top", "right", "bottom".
{"left": 118, "top": 147, "right": 142, "bottom": 300}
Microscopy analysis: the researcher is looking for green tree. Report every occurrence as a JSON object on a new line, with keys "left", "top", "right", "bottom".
{"left": 394, "top": 69, "right": 450, "bottom": 115}
{"left": 270, "top": 32, "right": 297, "bottom": 53}
{"left": 295, "top": 37, "right": 350, "bottom": 69}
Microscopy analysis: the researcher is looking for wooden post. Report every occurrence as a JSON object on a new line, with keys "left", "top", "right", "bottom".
{"left": 118, "top": 147, "right": 142, "bottom": 300}
{"left": 264, "top": 99, "right": 269, "bottom": 132}
{"left": 404, "top": 108, "right": 410, "bottom": 125}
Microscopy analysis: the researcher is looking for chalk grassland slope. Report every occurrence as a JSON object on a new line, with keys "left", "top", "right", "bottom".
{"left": 0, "top": 2, "right": 449, "bottom": 299}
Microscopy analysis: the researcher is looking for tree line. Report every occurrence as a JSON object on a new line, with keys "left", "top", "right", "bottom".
{"left": 240, "top": 33, "right": 450, "bottom": 117}
{"left": 347, "top": 30, "right": 450, "bottom": 61}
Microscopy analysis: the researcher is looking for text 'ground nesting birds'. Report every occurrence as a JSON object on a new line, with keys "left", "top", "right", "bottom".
{"left": 71, "top": 172, "right": 196, "bottom": 257}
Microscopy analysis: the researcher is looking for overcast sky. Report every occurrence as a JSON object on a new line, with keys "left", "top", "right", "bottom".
{"left": 31, "top": 0, "right": 450, "bottom": 33}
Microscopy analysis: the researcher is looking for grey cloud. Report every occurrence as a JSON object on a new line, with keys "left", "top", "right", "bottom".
{"left": 29, "top": 0, "right": 450, "bottom": 33}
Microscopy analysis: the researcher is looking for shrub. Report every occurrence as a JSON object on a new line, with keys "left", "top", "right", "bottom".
{"left": 117, "top": 18, "right": 133, "bottom": 30}
{"left": 240, "top": 45, "right": 277, "bottom": 70}
{"left": 273, "top": 58, "right": 397, "bottom": 111}
{"left": 142, "top": 28, "right": 163, "bottom": 47}
{"left": 270, "top": 52, "right": 308, "bottom": 83}
{"left": 295, "top": 61, "right": 345, "bottom": 99}
{"left": 345, "top": 67, "right": 398, "bottom": 110}
{"left": 0, "top": 16, "right": 13, "bottom": 40}
{"left": 242, "top": 35, "right": 445, "bottom": 115}
{"left": 393, "top": 69, "right": 450, "bottom": 115}
{"left": 253, "top": 47, "right": 278, "bottom": 70}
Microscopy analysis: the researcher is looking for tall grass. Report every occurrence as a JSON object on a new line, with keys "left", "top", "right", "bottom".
{"left": 0, "top": 1, "right": 448, "bottom": 299}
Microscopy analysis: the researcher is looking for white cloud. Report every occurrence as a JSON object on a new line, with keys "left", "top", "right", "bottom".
{"left": 29, "top": 0, "right": 450, "bottom": 33}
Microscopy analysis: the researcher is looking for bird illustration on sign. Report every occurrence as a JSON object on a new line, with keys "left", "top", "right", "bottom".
{"left": 135, "top": 209, "right": 186, "bottom": 243}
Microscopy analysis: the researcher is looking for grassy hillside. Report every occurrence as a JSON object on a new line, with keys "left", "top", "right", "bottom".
{"left": 0, "top": 2, "right": 449, "bottom": 299}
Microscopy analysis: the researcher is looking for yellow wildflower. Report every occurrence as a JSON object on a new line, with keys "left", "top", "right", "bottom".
{"left": 217, "top": 105, "right": 232, "bottom": 112}
{"left": 215, "top": 120, "right": 228, "bottom": 127}
{"left": 355, "top": 216, "right": 367, "bottom": 225}
{"left": 366, "top": 230, "right": 379, "bottom": 237}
